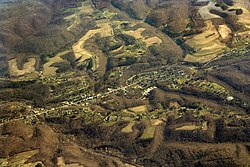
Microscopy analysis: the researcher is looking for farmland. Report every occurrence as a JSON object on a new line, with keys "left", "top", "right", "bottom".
{"left": 8, "top": 58, "right": 37, "bottom": 77}
{"left": 0, "top": 0, "right": 250, "bottom": 166}
{"left": 184, "top": 0, "right": 250, "bottom": 64}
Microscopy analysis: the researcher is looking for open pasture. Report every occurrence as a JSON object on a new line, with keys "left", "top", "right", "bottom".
{"left": 43, "top": 50, "right": 71, "bottom": 76}
{"left": 184, "top": 20, "right": 227, "bottom": 63}
{"left": 8, "top": 58, "right": 36, "bottom": 77}
{"left": 72, "top": 19, "right": 113, "bottom": 67}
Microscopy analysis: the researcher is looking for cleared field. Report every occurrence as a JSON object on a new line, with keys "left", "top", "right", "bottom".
{"left": 237, "top": 7, "right": 250, "bottom": 26}
{"left": 73, "top": 30, "right": 97, "bottom": 62}
{"left": 128, "top": 105, "right": 147, "bottom": 113}
{"left": 8, "top": 58, "right": 36, "bottom": 77}
{"left": 43, "top": 50, "right": 71, "bottom": 76}
{"left": 202, "top": 121, "right": 208, "bottom": 131}
{"left": 72, "top": 19, "right": 113, "bottom": 67}
{"left": 152, "top": 119, "right": 164, "bottom": 126}
{"left": 144, "top": 36, "right": 162, "bottom": 47}
{"left": 185, "top": 52, "right": 222, "bottom": 63}
{"left": 81, "top": 1, "right": 94, "bottom": 14}
{"left": 198, "top": 1, "right": 222, "bottom": 20}
{"left": 111, "top": 45, "right": 124, "bottom": 53}
{"left": 57, "top": 156, "right": 82, "bottom": 167}
{"left": 218, "top": 25, "right": 231, "bottom": 39}
{"left": 238, "top": 30, "right": 250, "bottom": 42}
{"left": 124, "top": 28, "right": 145, "bottom": 39}
{"left": 121, "top": 109, "right": 137, "bottom": 116}
{"left": 124, "top": 27, "right": 162, "bottom": 47}
{"left": 184, "top": 20, "right": 227, "bottom": 63}
{"left": 233, "top": 0, "right": 250, "bottom": 28}
{"left": 0, "top": 150, "right": 43, "bottom": 166}
{"left": 195, "top": 80, "right": 229, "bottom": 95}
{"left": 96, "top": 20, "right": 114, "bottom": 37}
{"left": 185, "top": 21, "right": 220, "bottom": 46}
{"left": 141, "top": 123, "right": 155, "bottom": 139}
{"left": 64, "top": 1, "right": 94, "bottom": 31}
{"left": 121, "top": 121, "right": 135, "bottom": 133}
{"left": 176, "top": 124, "right": 201, "bottom": 131}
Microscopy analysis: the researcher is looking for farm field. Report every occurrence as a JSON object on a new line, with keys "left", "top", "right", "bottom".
{"left": 0, "top": 150, "right": 43, "bottom": 167}
{"left": 184, "top": 0, "right": 250, "bottom": 64}
{"left": 128, "top": 105, "right": 147, "bottom": 113}
{"left": 43, "top": 50, "right": 71, "bottom": 76}
{"left": 233, "top": 0, "right": 250, "bottom": 27}
{"left": 176, "top": 124, "right": 201, "bottom": 131}
{"left": 8, "top": 58, "right": 37, "bottom": 77}
{"left": 198, "top": 1, "right": 222, "bottom": 20}
{"left": 72, "top": 19, "right": 113, "bottom": 67}
{"left": 0, "top": 0, "right": 250, "bottom": 167}
{"left": 184, "top": 20, "right": 227, "bottom": 63}
{"left": 124, "top": 27, "right": 162, "bottom": 47}
{"left": 64, "top": 1, "right": 94, "bottom": 31}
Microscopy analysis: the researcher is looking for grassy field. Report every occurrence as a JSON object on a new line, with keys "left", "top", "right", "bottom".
{"left": 234, "top": 0, "right": 250, "bottom": 28}
{"left": 218, "top": 25, "right": 232, "bottom": 40}
{"left": 0, "top": 150, "right": 43, "bottom": 167}
{"left": 111, "top": 45, "right": 124, "bottom": 53}
{"left": 184, "top": 20, "right": 227, "bottom": 63}
{"left": 202, "top": 121, "right": 208, "bottom": 131}
{"left": 64, "top": 1, "right": 94, "bottom": 31}
{"left": 63, "top": 1, "right": 112, "bottom": 73}
{"left": 183, "top": 0, "right": 250, "bottom": 64}
{"left": 198, "top": 1, "right": 222, "bottom": 20}
{"left": 124, "top": 28, "right": 145, "bottom": 39}
{"left": 121, "top": 121, "right": 135, "bottom": 133}
{"left": 128, "top": 105, "right": 147, "bottom": 113}
{"left": 144, "top": 36, "right": 162, "bottom": 47}
{"left": 8, "top": 58, "right": 36, "bottom": 77}
{"left": 96, "top": 19, "right": 114, "bottom": 37}
{"left": 176, "top": 124, "right": 201, "bottom": 131}
{"left": 193, "top": 80, "right": 230, "bottom": 96}
{"left": 72, "top": 19, "right": 113, "bottom": 67}
{"left": 124, "top": 27, "right": 162, "bottom": 47}
{"left": 43, "top": 50, "right": 71, "bottom": 76}
{"left": 109, "top": 23, "right": 163, "bottom": 59}
{"left": 141, "top": 122, "right": 155, "bottom": 139}
{"left": 57, "top": 156, "right": 82, "bottom": 167}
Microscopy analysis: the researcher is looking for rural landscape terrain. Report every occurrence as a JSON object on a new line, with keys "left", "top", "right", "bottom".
{"left": 0, "top": 0, "right": 250, "bottom": 166}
